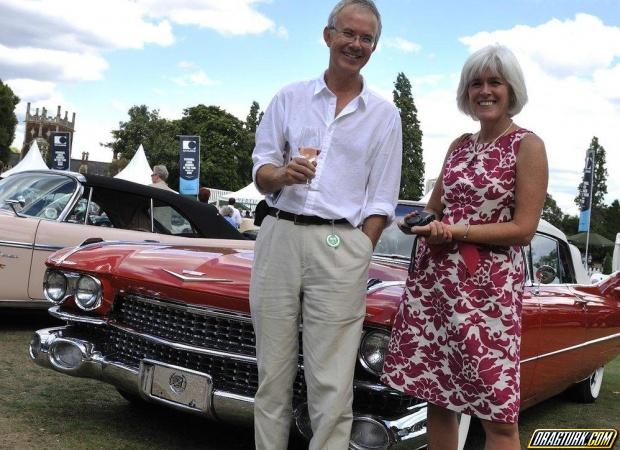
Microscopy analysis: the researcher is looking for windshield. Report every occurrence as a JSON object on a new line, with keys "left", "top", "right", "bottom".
{"left": 372, "top": 202, "right": 424, "bottom": 260}
{"left": 0, "top": 172, "right": 78, "bottom": 219}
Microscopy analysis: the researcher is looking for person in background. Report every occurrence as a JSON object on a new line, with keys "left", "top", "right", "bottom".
{"left": 225, "top": 197, "right": 243, "bottom": 228}
{"left": 250, "top": 1, "right": 402, "bottom": 449}
{"left": 381, "top": 44, "right": 548, "bottom": 450}
{"left": 149, "top": 165, "right": 176, "bottom": 192}
{"left": 198, "top": 187, "right": 211, "bottom": 203}
{"left": 220, "top": 205, "right": 237, "bottom": 228}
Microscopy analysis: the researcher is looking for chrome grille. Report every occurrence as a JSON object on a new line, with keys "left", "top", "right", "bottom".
{"left": 112, "top": 294, "right": 257, "bottom": 357}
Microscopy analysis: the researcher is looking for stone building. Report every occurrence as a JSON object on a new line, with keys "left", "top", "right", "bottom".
{"left": 21, "top": 103, "right": 76, "bottom": 162}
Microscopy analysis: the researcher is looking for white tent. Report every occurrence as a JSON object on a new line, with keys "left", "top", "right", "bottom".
{"left": 1, "top": 140, "right": 49, "bottom": 177}
{"left": 221, "top": 182, "right": 263, "bottom": 208}
{"left": 114, "top": 144, "right": 152, "bottom": 185}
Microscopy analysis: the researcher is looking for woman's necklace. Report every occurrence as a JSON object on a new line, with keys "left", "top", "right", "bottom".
{"left": 473, "top": 120, "right": 514, "bottom": 149}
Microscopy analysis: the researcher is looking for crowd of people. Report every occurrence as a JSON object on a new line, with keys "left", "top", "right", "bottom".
{"left": 143, "top": 1, "right": 549, "bottom": 448}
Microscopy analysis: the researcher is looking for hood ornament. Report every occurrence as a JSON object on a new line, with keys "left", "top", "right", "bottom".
{"left": 162, "top": 268, "right": 233, "bottom": 283}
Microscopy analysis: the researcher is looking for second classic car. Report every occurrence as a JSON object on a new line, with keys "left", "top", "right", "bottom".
{"left": 29, "top": 210, "right": 620, "bottom": 449}
{"left": 0, "top": 170, "right": 246, "bottom": 308}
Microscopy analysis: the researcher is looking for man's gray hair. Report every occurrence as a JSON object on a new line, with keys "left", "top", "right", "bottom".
{"left": 327, "top": 0, "right": 382, "bottom": 48}
{"left": 152, "top": 164, "right": 169, "bottom": 181}
{"left": 456, "top": 44, "right": 528, "bottom": 119}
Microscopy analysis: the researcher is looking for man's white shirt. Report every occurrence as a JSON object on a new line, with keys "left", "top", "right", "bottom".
{"left": 252, "top": 75, "right": 402, "bottom": 227}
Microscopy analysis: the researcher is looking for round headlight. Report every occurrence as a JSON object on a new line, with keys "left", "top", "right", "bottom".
{"left": 75, "top": 275, "right": 102, "bottom": 310}
{"left": 359, "top": 330, "right": 391, "bottom": 376}
{"left": 43, "top": 270, "right": 67, "bottom": 303}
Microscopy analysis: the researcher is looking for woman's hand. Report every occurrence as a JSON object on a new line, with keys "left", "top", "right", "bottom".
{"left": 412, "top": 220, "right": 453, "bottom": 246}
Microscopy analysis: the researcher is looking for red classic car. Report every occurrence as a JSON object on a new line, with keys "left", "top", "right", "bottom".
{"left": 29, "top": 209, "right": 620, "bottom": 449}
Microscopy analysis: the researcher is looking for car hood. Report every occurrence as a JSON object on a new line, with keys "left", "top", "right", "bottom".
{"left": 48, "top": 241, "right": 407, "bottom": 327}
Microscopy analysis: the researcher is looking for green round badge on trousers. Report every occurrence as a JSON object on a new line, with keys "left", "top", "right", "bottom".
{"left": 326, "top": 233, "right": 341, "bottom": 248}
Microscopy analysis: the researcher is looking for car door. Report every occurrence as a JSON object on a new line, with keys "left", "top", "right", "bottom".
{"left": 523, "top": 233, "right": 589, "bottom": 402}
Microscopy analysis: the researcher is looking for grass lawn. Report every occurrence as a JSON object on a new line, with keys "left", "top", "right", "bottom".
{"left": 1, "top": 310, "right": 618, "bottom": 449}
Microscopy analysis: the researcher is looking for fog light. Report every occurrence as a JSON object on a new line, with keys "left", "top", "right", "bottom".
{"left": 43, "top": 270, "right": 67, "bottom": 303}
{"left": 359, "top": 330, "right": 391, "bottom": 376}
{"left": 350, "top": 417, "right": 390, "bottom": 450}
{"left": 75, "top": 275, "right": 102, "bottom": 310}
{"left": 50, "top": 341, "right": 83, "bottom": 369}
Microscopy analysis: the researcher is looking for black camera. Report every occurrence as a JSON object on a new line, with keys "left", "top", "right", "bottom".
{"left": 398, "top": 211, "right": 436, "bottom": 234}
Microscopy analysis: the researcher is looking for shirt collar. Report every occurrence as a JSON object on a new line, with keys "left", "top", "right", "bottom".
{"left": 314, "top": 73, "right": 369, "bottom": 107}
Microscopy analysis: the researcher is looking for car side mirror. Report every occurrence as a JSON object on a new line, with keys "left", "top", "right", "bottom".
{"left": 535, "top": 265, "right": 556, "bottom": 285}
{"left": 5, "top": 199, "right": 26, "bottom": 218}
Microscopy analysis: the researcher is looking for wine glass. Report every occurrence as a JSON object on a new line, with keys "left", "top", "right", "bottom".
{"left": 298, "top": 127, "right": 322, "bottom": 186}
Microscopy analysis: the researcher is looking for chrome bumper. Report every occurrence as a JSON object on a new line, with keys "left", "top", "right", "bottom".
{"left": 30, "top": 326, "right": 427, "bottom": 449}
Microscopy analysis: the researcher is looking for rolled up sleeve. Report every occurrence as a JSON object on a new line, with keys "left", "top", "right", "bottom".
{"left": 362, "top": 111, "right": 402, "bottom": 225}
{"left": 252, "top": 94, "right": 287, "bottom": 194}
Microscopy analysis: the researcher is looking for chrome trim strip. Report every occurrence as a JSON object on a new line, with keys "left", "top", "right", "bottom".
{"left": 49, "top": 305, "right": 107, "bottom": 325}
{"left": 108, "top": 321, "right": 258, "bottom": 364}
{"left": 162, "top": 268, "right": 233, "bottom": 283}
{"left": 34, "top": 244, "right": 65, "bottom": 252}
{"left": 522, "top": 332, "right": 620, "bottom": 364}
{"left": 0, "top": 240, "right": 34, "bottom": 250}
{"left": 367, "top": 280, "right": 405, "bottom": 294}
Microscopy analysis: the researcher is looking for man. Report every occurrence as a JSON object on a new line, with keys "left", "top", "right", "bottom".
{"left": 225, "top": 197, "right": 242, "bottom": 228}
{"left": 149, "top": 165, "right": 176, "bottom": 192}
{"left": 250, "top": 1, "right": 402, "bottom": 449}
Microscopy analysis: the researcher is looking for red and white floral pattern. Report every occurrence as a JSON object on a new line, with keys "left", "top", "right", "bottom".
{"left": 381, "top": 129, "right": 529, "bottom": 423}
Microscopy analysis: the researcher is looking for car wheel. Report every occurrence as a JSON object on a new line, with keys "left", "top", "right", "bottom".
{"left": 457, "top": 413, "right": 471, "bottom": 450}
{"left": 571, "top": 366, "right": 604, "bottom": 403}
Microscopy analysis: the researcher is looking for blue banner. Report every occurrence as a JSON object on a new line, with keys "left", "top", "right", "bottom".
{"left": 50, "top": 132, "right": 71, "bottom": 170}
{"left": 578, "top": 148, "right": 595, "bottom": 232}
{"left": 179, "top": 136, "right": 200, "bottom": 196}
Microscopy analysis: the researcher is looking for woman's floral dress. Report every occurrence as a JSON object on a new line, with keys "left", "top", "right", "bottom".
{"left": 380, "top": 128, "right": 531, "bottom": 423}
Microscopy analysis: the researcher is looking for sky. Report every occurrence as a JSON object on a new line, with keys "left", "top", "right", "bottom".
{"left": 1, "top": 0, "right": 619, "bottom": 216}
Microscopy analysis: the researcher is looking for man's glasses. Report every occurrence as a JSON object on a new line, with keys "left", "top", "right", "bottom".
{"left": 329, "top": 26, "right": 375, "bottom": 48}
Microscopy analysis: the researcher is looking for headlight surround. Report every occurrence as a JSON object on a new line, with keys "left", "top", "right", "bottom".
{"left": 75, "top": 275, "right": 102, "bottom": 310}
{"left": 43, "top": 270, "right": 68, "bottom": 303}
{"left": 359, "top": 329, "right": 391, "bottom": 376}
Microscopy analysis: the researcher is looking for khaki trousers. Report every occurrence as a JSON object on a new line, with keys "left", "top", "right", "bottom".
{"left": 250, "top": 215, "right": 372, "bottom": 450}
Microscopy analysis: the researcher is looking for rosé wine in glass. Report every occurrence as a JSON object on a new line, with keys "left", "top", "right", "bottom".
{"left": 299, "top": 147, "right": 321, "bottom": 163}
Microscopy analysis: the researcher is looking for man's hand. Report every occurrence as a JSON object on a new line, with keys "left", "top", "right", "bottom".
{"left": 256, "top": 159, "right": 316, "bottom": 193}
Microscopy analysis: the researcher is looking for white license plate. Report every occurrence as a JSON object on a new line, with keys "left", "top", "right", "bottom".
{"left": 145, "top": 361, "right": 212, "bottom": 411}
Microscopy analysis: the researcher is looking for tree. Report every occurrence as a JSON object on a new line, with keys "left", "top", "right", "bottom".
{"left": 178, "top": 104, "right": 254, "bottom": 191}
{"left": 602, "top": 199, "right": 620, "bottom": 241}
{"left": 104, "top": 105, "right": 180, "bottom": 186}
{"left": 245, "top": 101, "right": 262, "bottom": 133}
{"left": 542, "top": 193, "right": 565, "bottom": 230}
{"left": 575, "top": 137, "right": 608, "bottom": 209}
{"left": 0, "top": 79, "right": 20, "bottom": 165}
{"left": 393, "top": 72, "right": 424, "bottom": 200}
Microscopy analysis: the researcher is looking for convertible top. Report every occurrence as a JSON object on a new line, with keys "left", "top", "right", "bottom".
{"left": 81, "top": 173, "right": 245, "bottom": 240}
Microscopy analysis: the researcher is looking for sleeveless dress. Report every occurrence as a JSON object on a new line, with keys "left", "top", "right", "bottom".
{"left": 380, "top": 128, "right": 530, "bottom": 424}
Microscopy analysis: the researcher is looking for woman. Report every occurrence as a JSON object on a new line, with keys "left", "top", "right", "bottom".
{"left": 220, "top": 205, "right": 237, "bottom": 228}
{"left": 381, "top": 44, "right": 548, "bottom": 450}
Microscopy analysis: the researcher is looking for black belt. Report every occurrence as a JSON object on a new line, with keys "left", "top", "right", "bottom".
{"left": 268, "top": 207, "right": 348, "bottom": 225}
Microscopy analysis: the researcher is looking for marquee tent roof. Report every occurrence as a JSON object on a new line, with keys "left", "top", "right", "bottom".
{"left": 1, "top": 141, "right": 48, "bottom": 177}
{"left": 114, "top": 144, "right": 152, "bottom": 185}
{"left": 221, "top": 182, "right": 263, "bottom": 204}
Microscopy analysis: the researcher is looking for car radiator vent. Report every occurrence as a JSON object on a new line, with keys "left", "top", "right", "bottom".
{"left": 112, "top": 294, "right": 258, "bottom": 357}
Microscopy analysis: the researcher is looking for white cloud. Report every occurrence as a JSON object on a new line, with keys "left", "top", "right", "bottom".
{"left": 140, "top": 0, "right": 280, "bottom": 35}
{"left": 172, "top": 70, "right": 219, "bottom": 87}
{"left": 178, "top": 60, "right": 196, "bottom": 69}
{"left": 383, "top": 37, "right": 421, "bottom": 53}
{"left": 417, "top": 14, "right": 620, "bottom": 215}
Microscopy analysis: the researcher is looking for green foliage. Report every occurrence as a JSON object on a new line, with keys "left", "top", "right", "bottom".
{"left": 178, "top": 104, "right": 253, "bottom": 191}
{"left": 245, "top": 101, "right": 261, "bottom": 133}
{"left": 542, "top": 193, "right": 565, "bottom": 230}
{"left": 575, "top": 136, "right": 608, "bottom": 209}
{"left": 393, "top": 72, "right": 424, "bottom": 200}
{"left": 0, "top": 79, "right": 20, "bottom": 165}
{"left": 602, "top": 253, "right": 612, "bottom": 274}
{"left": 603, "top": 200, "right": 620, "bottom": 241}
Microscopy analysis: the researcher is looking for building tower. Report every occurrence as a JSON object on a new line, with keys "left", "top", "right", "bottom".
{"left": 21, "top": 103, "right": 76, "bottom": 162}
